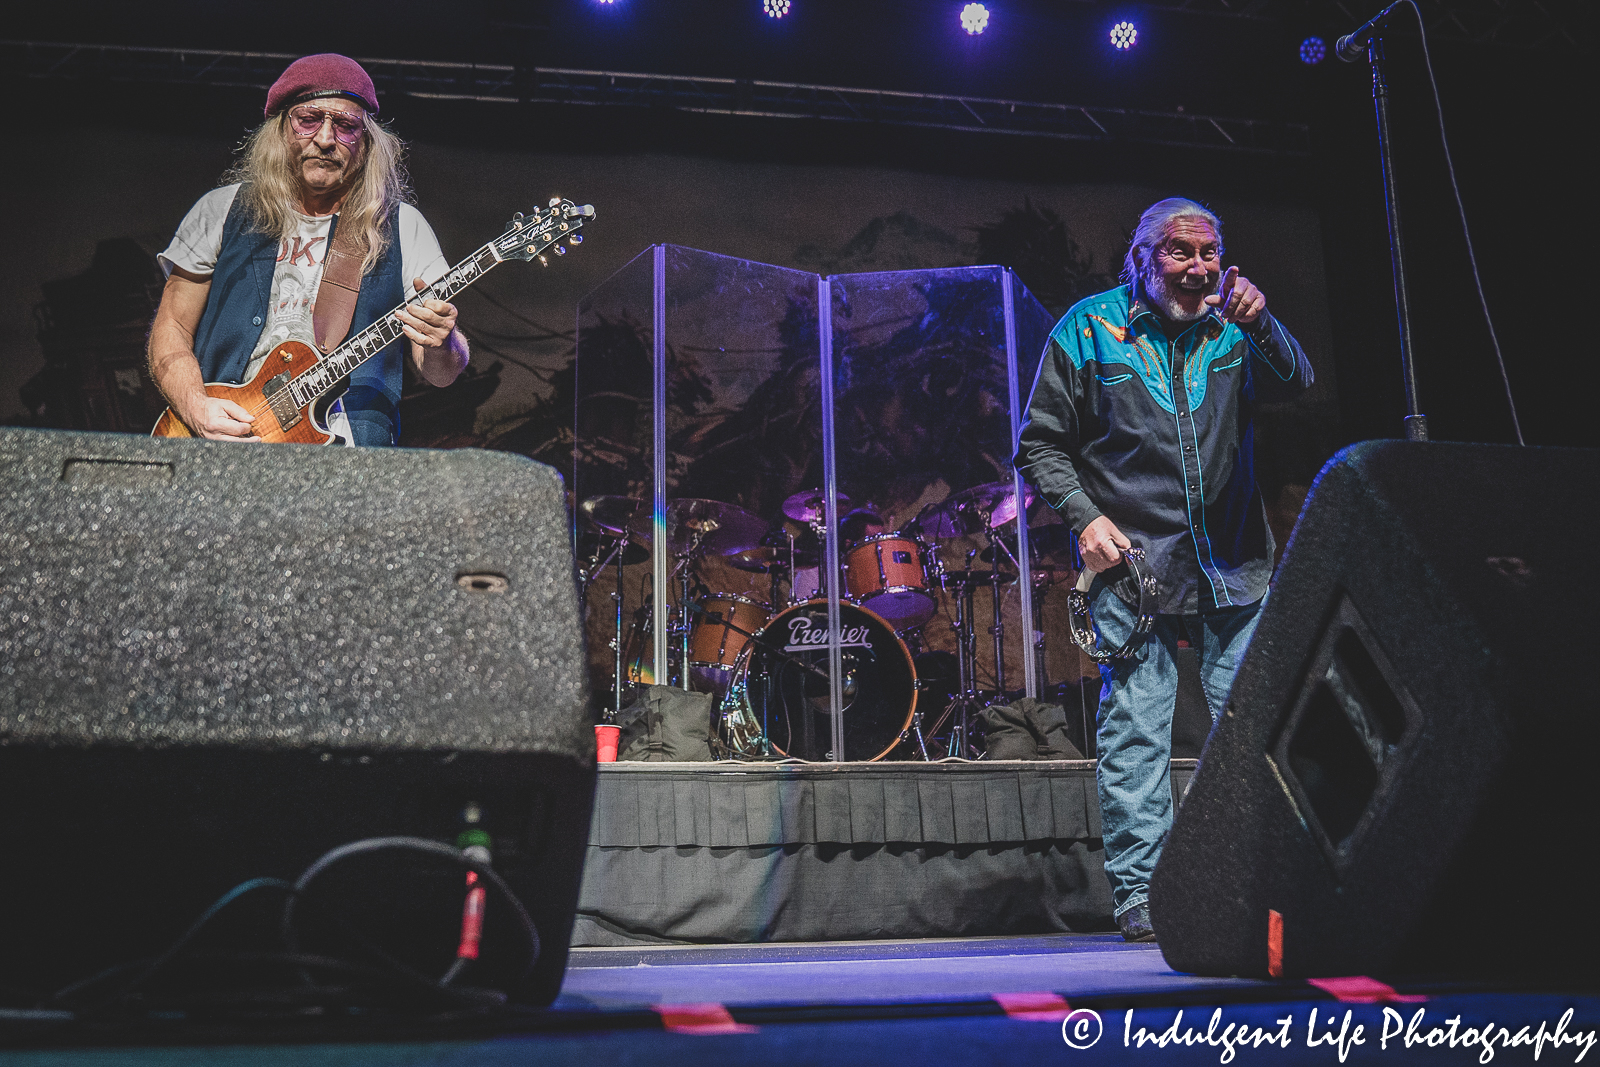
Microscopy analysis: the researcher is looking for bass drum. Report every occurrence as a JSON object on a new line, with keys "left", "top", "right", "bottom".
{"left": 745, "top": 600, "right": 917, "bottom": 762}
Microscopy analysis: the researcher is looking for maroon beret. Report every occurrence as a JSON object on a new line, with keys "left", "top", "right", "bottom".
{"left": 264, "top": 54, "right": 379, "bottom": 117}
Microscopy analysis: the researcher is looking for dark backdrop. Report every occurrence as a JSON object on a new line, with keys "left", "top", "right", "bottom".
{"left": 1, "top": 0, "right": 1586, "bottom": 451}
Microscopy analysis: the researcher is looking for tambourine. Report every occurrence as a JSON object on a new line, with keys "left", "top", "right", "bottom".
{"left": 1066, "top": 546, "right": 1158, "bottom": 664}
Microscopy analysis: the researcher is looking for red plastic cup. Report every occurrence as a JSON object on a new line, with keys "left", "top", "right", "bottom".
{"left": 594, "top": 724, "right": 621, "bottom": 763}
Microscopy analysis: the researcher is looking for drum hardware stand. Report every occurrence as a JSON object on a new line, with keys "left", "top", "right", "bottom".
{"left": 769, "top": 542, "right": 785, "bottom": 614}
{"left": 941, "top": 553, "right": 986, "bottom": 759}
{"left": 668, "top": 527, "right": 712, "bottom": 689}
{"left": 572, "top": 533, "right": 636, "bottom": 720}
{"left": 785, "top": 527, "right": 801, "bottom": 603}
{"left": 990, "top": 530, "right": 1055, "bottom": 699}
{"left": 902, "top": 706, "right": 932, "bottom": 761}
{"left": 980, "top": 516, "right": 1010, "bottom": 701}
{"left": 605, "top": 534, "right": 634, "bottom": 719}
{"left": 1030, "top": 570, "right": 1051, "bottom": 699}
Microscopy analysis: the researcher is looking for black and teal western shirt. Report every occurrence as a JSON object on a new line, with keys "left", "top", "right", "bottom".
{"left": 1015, "top": 283, "right": 1313, "bottom": 615}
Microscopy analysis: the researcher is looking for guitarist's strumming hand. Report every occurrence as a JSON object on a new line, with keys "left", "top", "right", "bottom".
{"left": 186, "top": 396, "right": 262, "bottom": 442}
{"left": 147, "top": 266, "right": 262, "bottom": 441}
{"left": 398, "top": 278, "right": 469, "bottom": 387}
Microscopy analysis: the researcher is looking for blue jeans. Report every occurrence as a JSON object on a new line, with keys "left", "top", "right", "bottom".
{"left": 1090, "top": 577, "right": 1264, "bottom": 919}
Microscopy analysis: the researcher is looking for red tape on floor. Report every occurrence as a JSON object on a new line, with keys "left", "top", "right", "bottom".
{"left": 653, "top": 1002, "right": 760, "bottom": 1035}
{"left": 1308, "top": 976, "right": 1428, "bottom": 1004}
{"left": 993, "top": 992, "right": 1072, "bottom": 1021}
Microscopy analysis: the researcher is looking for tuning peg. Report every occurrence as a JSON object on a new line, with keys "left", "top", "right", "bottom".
{"left": 569, "top": 235, "right": 583, "bottom": 246}
{"left": 553, "top": 244, "right": 566, "bottom": 256}
{"left": 548, "top": 196, "right": 561, "bottom": 208}
{"left": 580, "top": 204, "right": 595, "bottom": 216}
{"left": 538, "top": 255, "right": 549, "bottom": 266}
{"left": 513, "top": 211, "right": 524, "bottom": 221}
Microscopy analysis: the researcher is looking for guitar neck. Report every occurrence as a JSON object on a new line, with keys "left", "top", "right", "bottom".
{"left": 291, "top": 242, "right": 502, "bottom": 408}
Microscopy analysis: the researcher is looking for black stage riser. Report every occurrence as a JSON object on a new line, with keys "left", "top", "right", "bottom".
{"left": 1151, "top": 440, "right": 1599, "bottom": 979}
{"left": 0, "top": 428, "right": 594, "bottom": 1004}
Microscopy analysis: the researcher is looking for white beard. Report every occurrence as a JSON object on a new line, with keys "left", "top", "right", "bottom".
{"left": 1145, "top": 268, "right": 1218, "bottom": 324}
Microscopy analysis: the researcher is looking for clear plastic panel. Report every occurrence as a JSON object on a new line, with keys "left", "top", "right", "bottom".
{"left": 658, "top": 247, "right": 827, "bottom": 757}
{"left": 575, "top": 249, "right": 658, "bottom": 709}
{"left": 578, "top": 250, "right": 1058, "bottom": 760}
{"left": 1007, "top": 278, "right": 1071, "bottom": 700}
{"left": 826, "top": 267, "right": 1052, "bottom": 759}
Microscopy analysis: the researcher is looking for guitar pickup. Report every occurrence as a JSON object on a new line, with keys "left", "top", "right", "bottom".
{"left": 261, "top": 373, "right": 302, "bottom": 432}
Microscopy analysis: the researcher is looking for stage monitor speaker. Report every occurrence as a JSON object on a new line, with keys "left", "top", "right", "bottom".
{"left": 1151, "top": 440, "right": 1598, "bottom": 979}
{"left": 0, "top": 428, "right": 593, "bottom": 1007}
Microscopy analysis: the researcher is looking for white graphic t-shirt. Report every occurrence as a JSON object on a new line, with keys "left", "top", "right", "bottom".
{"left": 159, "top": 184, "right": 450, "bottom": 443}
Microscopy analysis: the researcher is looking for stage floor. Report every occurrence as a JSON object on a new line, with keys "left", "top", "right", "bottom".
{"left": 6, "top": 936, "right": 1596, "bottom": 1065}
{"left": 560, "top": 933, "right": 1248, "bottom": 1006}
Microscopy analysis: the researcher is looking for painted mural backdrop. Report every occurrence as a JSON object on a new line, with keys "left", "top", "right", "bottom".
{"left": 3, "top": 131, "right": 1338, "bottom": 712}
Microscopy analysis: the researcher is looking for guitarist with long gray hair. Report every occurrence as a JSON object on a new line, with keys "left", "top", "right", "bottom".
{"left": 148, "top": 53, "right": 469, "bottom": 444}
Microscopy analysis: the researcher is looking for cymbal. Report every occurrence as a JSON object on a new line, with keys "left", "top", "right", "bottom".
{"left": 652, "top": 498, "right": 771, "bottom": 558}
{"left": 782, "top": 487, "right": 852, "bottom": 525}
{"left": 726, "top": 546, "right": 782, "bottom": 573}
{"left": 939, "top": 568, "right": 1019, "bottom": 587}
{"left": 978, "top": 524, "right": 1076, "bottom": 563}
{"left": 580, "top": 495, "right": 647, "bottom": 541}
{"left": 913, "top": 481, "right": 1036, "bottom": 538}
{"left": 576, "top": 531, "right": 649, "bottom": 567}
{"left": 727, "top": 544, "right": 821, "bottom": 572}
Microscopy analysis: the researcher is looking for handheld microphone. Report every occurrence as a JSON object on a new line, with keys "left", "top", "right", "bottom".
{"left": 1336, "top": 0, "right": 1403, "bottom": 62}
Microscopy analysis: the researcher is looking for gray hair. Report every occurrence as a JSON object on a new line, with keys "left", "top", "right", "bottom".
{"left": 1120, "top": 198, "right": 1225, "bottom": 287}
{"left": 221, "top": 110, "right": 411, "bottom": 275}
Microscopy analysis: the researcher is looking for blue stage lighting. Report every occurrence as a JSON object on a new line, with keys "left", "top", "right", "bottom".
{"left": 960, "top": 3, "right": 990, "bottom": 34}
{"left": 1110, "top": 21, "right": 1138, "bottom": 50}
{"left": 764, "top": 0, "right": 790, "bottom": 16}
{"left": 1300, "top": 36, "right": 1327, "bottom": 63}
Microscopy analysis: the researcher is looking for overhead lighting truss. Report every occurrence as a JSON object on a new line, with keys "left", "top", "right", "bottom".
{"left": 0, "top": 40, "right": 1311, "bottom": 157}
{"left": 1085, "top": 0, "right": 1582, "bottom": 51}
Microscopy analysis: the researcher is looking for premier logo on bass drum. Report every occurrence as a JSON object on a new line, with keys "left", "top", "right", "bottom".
{"left": 784, "top": 615, "right": 873, "bottom": 652}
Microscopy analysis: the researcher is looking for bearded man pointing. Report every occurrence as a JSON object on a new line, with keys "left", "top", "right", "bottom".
{"left": 1015, "top": 197, "right": 1314, "bottom": 942}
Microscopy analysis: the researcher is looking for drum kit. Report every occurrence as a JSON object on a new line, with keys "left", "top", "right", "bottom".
{"left": 576, "top": 480, "right": 1075, "bottom": 762}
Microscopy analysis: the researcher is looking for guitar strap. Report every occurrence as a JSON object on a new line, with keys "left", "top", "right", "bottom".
{"left": 312, "top": 216, "right": 366, "bottom": 354}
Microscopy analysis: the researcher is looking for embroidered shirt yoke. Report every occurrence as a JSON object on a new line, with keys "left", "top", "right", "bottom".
{"left": 1015, "top": 283, "right": 1313, "bottom": 614}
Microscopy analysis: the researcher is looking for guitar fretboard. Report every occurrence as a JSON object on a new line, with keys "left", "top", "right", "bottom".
{"left": 289, "top": 243, "right": 502, "bottom": 408}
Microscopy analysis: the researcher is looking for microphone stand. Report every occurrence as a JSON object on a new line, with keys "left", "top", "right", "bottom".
{"left": 1368, "top": 37, "right": 1427, "bottom": 442}
{"left": 1345, "top": 1, "right": 1428, "bottom": 442}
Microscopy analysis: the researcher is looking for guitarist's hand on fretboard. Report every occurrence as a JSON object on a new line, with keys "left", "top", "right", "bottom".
{"left": 399, "top": 277, "right": 469, "bottom": 387}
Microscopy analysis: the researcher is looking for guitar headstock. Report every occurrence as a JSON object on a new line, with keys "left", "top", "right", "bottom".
{"left": 494, "top": 197, "right": 595, "bottom": 266}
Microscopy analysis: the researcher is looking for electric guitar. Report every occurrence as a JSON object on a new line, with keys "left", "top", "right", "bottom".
{"left": 151, "top": 197, "right": 595, "bottom": 443}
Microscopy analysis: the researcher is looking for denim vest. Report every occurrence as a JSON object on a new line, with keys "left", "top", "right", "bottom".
{"left": 193, "top": 189, "right": 406, "bottom": 446}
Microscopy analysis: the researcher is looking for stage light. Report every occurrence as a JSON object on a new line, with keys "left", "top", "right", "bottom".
{"left": 1299, "top": 35, "right": 1327, "bottom": 63}
{"left": 960, "top": 3, "right": 990, "bottom": 34}
{"left": 1110, "top": 21, "right": 1138, "bottom": 49}
{"left": 764, "top": 0, "right": 790, "bottom": 16}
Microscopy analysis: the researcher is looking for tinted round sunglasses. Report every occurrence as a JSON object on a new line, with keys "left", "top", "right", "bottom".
{"left": 287, "top": 104, "right": 366, "bottom": 145}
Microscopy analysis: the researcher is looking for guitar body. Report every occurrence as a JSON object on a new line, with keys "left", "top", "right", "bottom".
{"left": 149, "top": 197, "right": 595, "bottom": 444}
{"left": 151, "top": 340, "right": 338, "bottom": 444}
